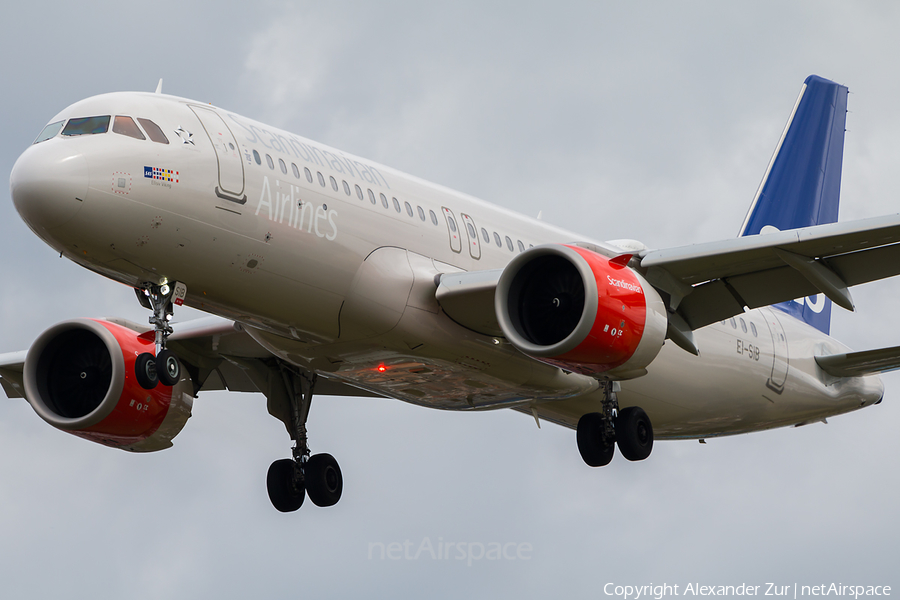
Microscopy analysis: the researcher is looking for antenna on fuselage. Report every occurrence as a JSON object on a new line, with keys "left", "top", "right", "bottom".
{"left": 155, "top": 79, "right": 163, "bottom": 94}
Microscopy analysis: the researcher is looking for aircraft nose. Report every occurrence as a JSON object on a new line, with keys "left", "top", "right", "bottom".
{"left": 10, "top": 142, "right": 89, "bottom": 236}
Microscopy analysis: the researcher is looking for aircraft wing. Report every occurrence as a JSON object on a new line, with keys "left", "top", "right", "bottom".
{"left": 0, "top": 316, "right": 383, "bottom": 401}
{"left": 436, "top": 213, "right": 900, "bottom": 342}
{"left": 639, "top": 213, "right": 900, "bottom": 330}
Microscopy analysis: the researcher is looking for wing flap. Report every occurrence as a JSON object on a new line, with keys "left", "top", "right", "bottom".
{"left": 833, "top": 242, "right": 900, "bottom": 286}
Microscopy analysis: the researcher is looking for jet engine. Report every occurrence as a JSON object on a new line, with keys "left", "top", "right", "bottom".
{"left": 23, "top": 318, "right": 193, "bottom": 452}
{"left": 495, "top": 244, "right": 667, "bottom": 379}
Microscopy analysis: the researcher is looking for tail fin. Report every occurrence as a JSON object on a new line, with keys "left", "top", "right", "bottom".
{"left": 738, "top": 75, "right": 849, "bottom": 335}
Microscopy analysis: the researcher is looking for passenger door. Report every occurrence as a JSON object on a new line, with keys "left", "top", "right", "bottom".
{"left": 441, "top": 207, "right": 462, "bottom": 253}
{"left": 189, "top": 105, "right": 246, "bottom": 204}
{"left": 461, "top": 213, "right": 481, "bottom": 260}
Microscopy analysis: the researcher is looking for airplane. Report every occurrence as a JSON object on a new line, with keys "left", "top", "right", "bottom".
{"left": 3, "top": 74, "right": 899, "bottom": 513}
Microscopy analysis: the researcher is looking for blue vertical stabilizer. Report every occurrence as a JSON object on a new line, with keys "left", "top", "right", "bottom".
{"left": 739, "top": 75, "right": 849, "bottom": 334}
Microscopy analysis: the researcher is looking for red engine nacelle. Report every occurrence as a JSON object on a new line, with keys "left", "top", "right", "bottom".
{"left": 495, "top": 244, "right": 667, "bottom": 378}
{"left": 23, "top": 318, "right": 193, "bottom": 452}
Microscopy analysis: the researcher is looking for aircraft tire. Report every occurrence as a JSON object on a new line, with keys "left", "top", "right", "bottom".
{"left": 135, "top": 352, "right": 158, "bottom": 390}
{"left": 267, "top": 459, "right": 305, "bottom": 512}
{"left": 156, "top": 349, "right": 181, "bottom": 386}
{"left": 576, "top": 412, "right": 614, "bottom": 467}
{"left": 616, "top": 406, "right": 653, "bottom": 461}
{"left": 305, "top": 453, "right": 343, "bottom": 507}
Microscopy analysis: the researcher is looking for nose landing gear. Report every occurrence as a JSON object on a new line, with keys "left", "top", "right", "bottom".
{"left": 133, "top": 282, "right": 184, "bottom": 389}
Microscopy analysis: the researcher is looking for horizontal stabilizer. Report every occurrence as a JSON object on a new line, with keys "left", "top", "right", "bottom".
{"left": 815, "top": 346, "right": 900, "bottom": 377}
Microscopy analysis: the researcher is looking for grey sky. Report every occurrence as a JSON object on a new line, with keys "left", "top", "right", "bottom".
{"left": 2, "top": 2, "right": 899, "bottom": 598}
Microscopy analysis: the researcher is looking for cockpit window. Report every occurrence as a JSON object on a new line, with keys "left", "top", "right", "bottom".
{"left": 137, "top": 118, "right": 169, "bottom": 144}
{"left": 112, "top": 116, "right": 146, "bottom": 140}
{"left": 62, "top": 116, "right": 110, "bottom": 136}
{"left": 33, "top": 121, "right": 64, "bottom": 144}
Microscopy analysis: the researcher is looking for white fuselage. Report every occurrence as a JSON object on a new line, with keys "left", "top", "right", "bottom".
{"left": 10, "top": 92, "right": 884, "bottom": 440}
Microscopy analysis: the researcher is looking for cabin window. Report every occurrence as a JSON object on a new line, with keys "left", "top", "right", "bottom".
{"left": 304, "top": 167, "right": 313, "bottom": 183}
{"left": 481, "top": 228, "right": 490, "bottom": 243}
{"left": 417, "top": 206, "right": 426, "bottom": 221}
{"left": 278, "top": 158, "right": 287, "bottom": 174}
{"left": 252, "top": 149, "right": 261, "bottom": 165}
{"left": 355, "top": 184, "right": 364, "bottom": 200}
{"left": 448, "top": 216, "right": 458, "bottom": 232}
{"left": 368, "top": 189, "right": 377, "bottom": 204}
{"left": 34, "top": 121, "right": 64, "bottom": 144}
{"left": 393, "top": 197, "right": 401, "bottom": 213}
{"left": 405, "top": 201, "right": 414, "bottom": 217}
{"left": 430, "top": 210, "right": 439, "bottom": 225}
{"left": 494, "top": 232, "right": 502, "bottom": 247}
{"left": 505, "top": 236, "right": 514, "bottom": 251}
{"left": 137, "top": 118, "right": 168, "bottom": 144}
{"left": 750, "top": 322, "right": 758, "bottom": 337}
{"left": 739, "top": 318, "right": 747, "bottom": 333}
{"left": 467, "top": 222, "right": 477, "bottom": 238}
{"left": 330, "top": 176, "right": 339, "bottom": 192}
{"left": 317, "top": 171, "right": 326, "bottom": 187}
{"left": 729, "top": 318, "right": 737, "bottom": 329}
{"left": 517, "top": 240, "right": 525, "bottom": 252}
{"left": 343, "top": 180, "right": 351, "bottom": 195}
{"left": 380, "top": 193, "right": 389, "bottom": 208}
{"left": 266, "top": 154, "right": 274, "bottom": 169}
{"left": 292, "top": 163, "right": 301, "bottom": 179}
{"left": 112, "top": 116, "right": 145, "bottom": 140}
{"left": 62, "top": 116, "right": 110, "bottom": 136}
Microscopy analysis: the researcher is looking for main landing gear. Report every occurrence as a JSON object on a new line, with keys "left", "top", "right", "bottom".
{"left": 576, "top": 380, "right": 653, "bottom": 466}
{"left": 133, "top": 282, "right": 184, "bottom": 389}
{"left": 266, "top": 367, "right": 343, "bottom": 513}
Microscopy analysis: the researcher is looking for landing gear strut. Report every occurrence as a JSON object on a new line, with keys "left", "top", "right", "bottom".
{"left": 266, "top": 366, "right": 343, "bottom": 513}
{"left": 133, "top": 282, "right": 183, "bottom": 389}
{"left": 576, "top": 380, "right": 653, "bottom": 466}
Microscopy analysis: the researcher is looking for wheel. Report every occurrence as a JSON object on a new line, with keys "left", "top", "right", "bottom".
{"left": 156, "top": 349, "right": 181, "bottom": 386}
{"left": 305, "top": 453, "right": 343, "bottom": 507}
{"left": 134, "top": 353, "right": 158, "bottom": 390}
{"left": 576, "top": 412, "right": 614, "bottom": 467}
{"left": 616, "top": 406, "right": 653, "bottom": 461}
{"left": 267, "top": 459, "right": 305, "bottom": 512}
